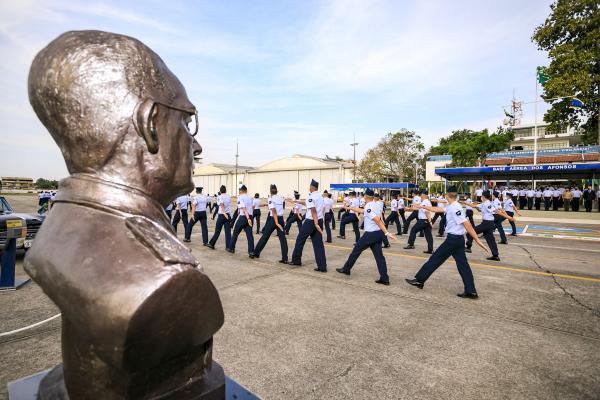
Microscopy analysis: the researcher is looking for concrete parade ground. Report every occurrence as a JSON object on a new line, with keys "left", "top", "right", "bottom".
{"left": 1, "top": 194, "right": 599, "bottom": 399}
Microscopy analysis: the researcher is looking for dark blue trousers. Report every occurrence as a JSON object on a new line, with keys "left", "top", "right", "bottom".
{"left": 544, "top": 197, "right": 551, "bottom": 210}
{"left": 291, "top": 218, "right": 327, "bottom": 268}
{"left": 185, "top": 210, "right": 208, "bottom": 243}
{"left": 172, "top": 209, "right": 188, "bottom": 234}
{"left": 324, "top": 213, "right": 333, "bottom": 242}
{"left": 416, "top": 234, "right": 476, "bottom": 293}
{"left": 285, "top": 212, "right": 303, "bottom": 234}
{"left": 385, "top": 212, "right": 401, "bottom": 234}
{"left": 438, "top": 214, "right": 446, "bottom": 235}
{"left": 330, "top": 210, "right": 336, "bottom": 229}
{"left": 494, "top": 214, "right": 507, "bottom": 243}
{"left": 505, "top": 211, "right": 516, "bottom": 235}
{"left": 466, "top": 220, "right": 498, "bottom": 257}
{"left": 340, "top": 213, "right": 360, "bottom": 242}
{"left": 209, "top": 213, "right": 231, "bottom": 248}
{"left": 252, "top": 209, "right": 261, "bottom": 234}
{"left": 402, "top": 210, "right": 418, "bottom": 234}
{"left": 408, "top": 219, "right": 433, "bottom": 251}
{"left": 253, "top": 215, "right": 288, "bottom": 261}
{"left": 229, "top": 214, "right": 255, "bottom": 253}
{"left": 466, "top": 209, "right": 474, "bottom": 226}
{"left": 341, "top": 230, "right": 389, "bottom": 281}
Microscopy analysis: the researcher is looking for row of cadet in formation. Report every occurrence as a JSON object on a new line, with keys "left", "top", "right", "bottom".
{"left": 472, "top": 185, "right": 600, "bottom": 212}
{"left": 163, "top": 178, "right": 527, "bottom": 299}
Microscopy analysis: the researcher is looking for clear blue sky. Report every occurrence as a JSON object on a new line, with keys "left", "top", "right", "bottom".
{"left": 0, "top": 0, "right": 553, "bottom": 179}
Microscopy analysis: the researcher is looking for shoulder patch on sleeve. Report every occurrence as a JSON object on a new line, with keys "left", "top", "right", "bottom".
{"left": 309, "top": 198, "right": 313, "bottom": 202}
{"left": 456, "top": 210, "right": 462, "bottom": 216}
{"left": 125, "top": 216, "right": 198, "bottom": 266}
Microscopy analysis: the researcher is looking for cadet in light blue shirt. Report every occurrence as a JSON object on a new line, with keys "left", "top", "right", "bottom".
{"left": 172, "top": 194, "right": 190, "bottom": 234}
{"left": 184, "top": 187, "right": 208, "bottom": 244}
{"left": 406, "top": 186, "right": 488, "bottom": 298}
{"left": 251, "top": 184, "right": 288, "bottom": 263}
{"left": 291, "top": 179, "right": 327, "bottom": 271}
{"left": 227, "top": 185, "right": 255, "bottom": 255}
{"left": 207, "top": 185, "right": 232, "bottom": 250}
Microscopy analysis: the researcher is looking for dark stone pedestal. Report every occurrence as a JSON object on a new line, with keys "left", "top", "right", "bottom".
{"left": 8, "top": 364, "right": 259, "bottom": 400}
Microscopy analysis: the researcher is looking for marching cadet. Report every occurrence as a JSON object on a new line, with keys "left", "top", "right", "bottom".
{"left": 464, "top": 193, "right": 475, "bottom": 226}
{"left": 172, "top": 193, "right": 190, "bottom": 233}
{"left": 359, "top": 193, "right": 367, "bottom": 230}
{"left": 338, "top": 192, "right": 349, "bottom": 221}
{"left": 492, "top": 191, "right": 508, "bottom": 245}
{"left": 184, "top": 187, "right": 208, "bottom": 245}
{"left": 336, "top": 189, "right": 396, "bottom": 285}
{"left": 464, "top": 189, "right": 513, "bottom": 261}
{"left": 227, "top": 185, "right": 255, "bottom": 255}
{"left": 405, "top": 186, "right": 488, "bottom": 299}
{"left": 384, "top": 193, "right": 402, "bottom": 235}
{"left": 403, "top": 190, "right": 434, "bottom": 254}
{"left": 211, "top": 192, "right": 220, "bottom": 220}
{"left": 375, "top": 193, "right": 391, "bottom": 248}
{"left": 323, "top": 190, "right": 334, "bottom": 243}
{"left": 329, "top": 193, "right": 336, "bottom": 230}
{"left": 285, "top": 191, "right": 303, "bottom": 235}
{"left": 338, "top": 191, "right": 361, "bottom": 242}
{"left": 401, "top": 190, "right": 421, "bottom": 234}
{"left": 433, "top": 192, "right": 447, "bottom": 237}
{"left": 397, "top": 193, "right": 406, "bottom": 225}
{"left": 475, "top": 186, "right": 483, "bottom": 202}
{"left": 207, "top": 185, "right": 231, "bottom": 250}
{"left": 290, "top": 179, "right": 327, "bottom": 271}
{"left": 503, "top": 193, "right": 521, "bottom": 236}
{"left": 164, "top": 200, "right": 175, "bottom": 222}
{"left": 251, "top": 184, "right": 288, "bottom": 263}
{"left": 252, "top": 193, "right": 262, "bottom": 234}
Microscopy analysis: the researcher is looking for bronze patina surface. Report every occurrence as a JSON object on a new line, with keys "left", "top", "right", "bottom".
{"left": 24, "top": 30, "right": 225, "bottom": 399}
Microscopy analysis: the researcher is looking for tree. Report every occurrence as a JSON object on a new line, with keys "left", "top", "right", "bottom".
{"left": 532, "top": 0, "right": 600, "bottom": 145}
{"left": 35, "top": 178, "right": 59, "bottom": 189}
{"left": 357, "top": 129, "right": 425, "bottom": 182}
{"left": 428, "top": 127, "right": 514, "bottom": 167}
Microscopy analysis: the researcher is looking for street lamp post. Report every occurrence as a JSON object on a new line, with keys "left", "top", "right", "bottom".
{"left": 350, "top": 134, "right": 359, "bottom": 183}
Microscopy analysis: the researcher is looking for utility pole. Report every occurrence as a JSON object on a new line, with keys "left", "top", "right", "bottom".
{"left": 350, "top": 134, "right": 358, "bottom": 183}
{"left": 235, "top": 140, "right": 239, "bottom": 192}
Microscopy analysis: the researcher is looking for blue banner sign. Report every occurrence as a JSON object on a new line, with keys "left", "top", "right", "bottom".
{"left": 435, "top": 163, "right": 600, "bottom": 176}
{"left": 486, "top": 145, "right": 598, "bottom": 159}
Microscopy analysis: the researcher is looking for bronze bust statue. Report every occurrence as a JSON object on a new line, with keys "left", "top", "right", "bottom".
{"left": 25, "top": 30, "right": 225, "bottom": 399}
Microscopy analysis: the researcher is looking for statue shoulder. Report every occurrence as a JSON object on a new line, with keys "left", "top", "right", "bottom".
{"left": 125, "top": 215, "right": 197, "bottom": 266}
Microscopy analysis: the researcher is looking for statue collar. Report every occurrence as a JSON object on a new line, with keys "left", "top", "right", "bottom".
{"left": 54, "top": 174, "right": 172, "bottom": 229}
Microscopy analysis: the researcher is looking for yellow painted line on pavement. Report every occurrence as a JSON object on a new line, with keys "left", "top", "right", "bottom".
{"left": 317, "top": 242, "right": 600, "bottom": 284}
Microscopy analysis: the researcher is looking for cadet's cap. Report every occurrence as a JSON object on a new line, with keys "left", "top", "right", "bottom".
{"left": 447, "top": 186, "right": 457, "bottom": 193}
{"left": 365, "top": 189, "right": 375, "bottom": 196}
{"left": 310, "top": 179, "right": 319, "bottom": 189}
{"left": 240, "top": 184, "right": 247, "bottom": 191}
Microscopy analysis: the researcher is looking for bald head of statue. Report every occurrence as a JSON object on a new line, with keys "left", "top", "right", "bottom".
{"left": 28, "top": 30, "right": 202, "bottom": 204}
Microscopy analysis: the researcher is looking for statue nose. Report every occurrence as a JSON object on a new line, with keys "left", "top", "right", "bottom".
{"left": 192, "top": 138, "right": 202, "bottom": 156}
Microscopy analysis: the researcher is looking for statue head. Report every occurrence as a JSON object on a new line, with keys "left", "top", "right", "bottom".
{"left": 28, "top": 30, "right": 201, "bottom": 205}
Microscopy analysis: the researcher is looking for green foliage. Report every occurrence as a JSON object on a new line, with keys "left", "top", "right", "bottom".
{"left": 357, "top": 129, "right": 425, "bottom": 182}
{"left": 532, "top": 0, "right": 600, "bottom": 144}
{"left": 428, "top": 127, "right": 514, "bottom": 167}
{"left": 35, "top": 178, "right": 59, "bottom": 189}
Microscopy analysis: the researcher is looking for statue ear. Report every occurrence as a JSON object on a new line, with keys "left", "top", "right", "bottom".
{"left": 133, "top": 99, "right": 159, "bottom": 154}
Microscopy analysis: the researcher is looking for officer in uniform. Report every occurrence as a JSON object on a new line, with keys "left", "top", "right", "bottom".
{"left": 251, "top": 184, "right": 288, "bottom": 263}
{"left": 475, "top": 187, "right": 483, "bottom": 202}
{"left": 291, "top": 179, "right": 327, "bottom": 271}
{"left": 526, "top": 187, "right": 535, "bottom": 210}
{"left": 184, "top": 187, "right": 208, "bottom": 244}
{"left": 464, "top": 190, "right": 513, "bottom": 261}
{"left": 403, "top": 190, "right": 433, "bottom": 253}
{"left": 401, "top": 190, "right": 421, "bottom": 234}
{"left": 211, "top": 191, "right": 220, "bottom": 220}
{"left": 172, "top": 193, "right": 190, "bottom": 233}
{"left": 435, "top": 193, "right": 447, "bottom": 237}
{"left": 323, "top": 190, "right": 334, "bottom": 243}
{"left": 397, "top": 194, "right": 406, "bottom": 225}
{"left": 543, "top": 187, "right": 552, "bottom": 211}
{"left": 571, "top": 187, "right": 582, "bottom": 211}
{"left": 338, "top": 191, "right": 361, "bottom": 242}
{"left": 503, "top": 193, "right": 521, "bottom": 236}
{"left": 252, "top": 193, "right": 262, "bottom": 234}
{"left": 207, "top": 185, "right": 231, "bottom": 249}
{"left": 405, "top": 186, "right": 488, "bottom": 298}
{"left": 285, "top": 191, "right": 303, "bottom": 234}
{"left": 552, "top": 187, "right": 561, "bottom": 211}
{"left": 492, "top": 191, "right": 508, "bottom": 245}
{"left": 164, "top": 200, "right": 175, "bottom": 222}
{"left": 336, "top": 189, "right": 396, "bottom": 285}
{"left": 464, "top": 194, "right": 475, "bottom": 226}
{"left": 384, "top": 194, "right": 402, "bottom": 235}
{"left": 227, "top": 185, "right": 255, "bottom": 255}
{"left": 338, "top": 192, "right": 349, "bottom": 220}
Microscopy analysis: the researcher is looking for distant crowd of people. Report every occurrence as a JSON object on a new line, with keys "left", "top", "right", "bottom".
{"left": 473, "top": 185, "right": 600, "bottom": 212}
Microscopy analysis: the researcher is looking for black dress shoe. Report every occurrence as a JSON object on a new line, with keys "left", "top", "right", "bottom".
{"left": 436, "top": 234, "right": 444, "bottom": 237}
{"left": 375, "top": 279, "right": 390, "bottom": 285}
{"left": 395, "top": 233, "right": 402, "bottom": 236}
{"left": 278, "top": 259, "right": 288, "bottom": 264}
{"left": 423, "top": 250, "right": 433, "bottom": 254}
{"left": 314, "top": 268, "right": 327, "bottom": 273}
{"left": 457, "top": 292, "right": 479, "bottom": 299}
{"left": 226, "top": 248, "right": 234, "bottom": 254}
{"left": 383, "top": 244, "right": 391, "bottom": 248}
{"left": 183, "top": 239, "right": 191, "bottom": 243}
{"left": 202, "top": 243, "right": 208, "bottom": 246}
{"left": 249, "top": 253, "right": 256, "bottom": 259}
{"left": 405, "top": 278, "right": 424, "bottom": 289}
{"left": 206, "top": 243, "right": 215, "bottom": 249}
{"left": 336, "top": 268, "right": 350, "bottom": 275}
{"left": 337, "top": 235, "right": 345, "bottom": 239}
{"left": 486, "top": 255, "right": 500, "bottom": 261}
{"left": 289, "top": 262, "right": 302, "bottom": 267}
{"left": 510, "top": 233, "right": 517, "bottom": 237}
{"left": 404, "top": 245, "right": 415, "bottom": 249}
{"left": 499, "top": 241, "right": 508, "bottom": 245}
{"left": 326, "top": 240, "right": 333, "bottom": 243}
{"left": 465, "top": 247, "right": 472, "bottom": 253}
